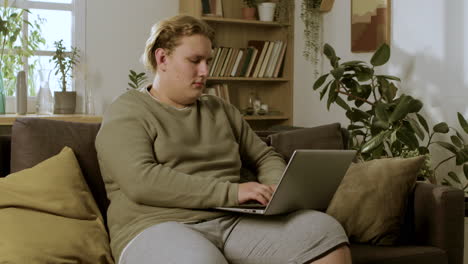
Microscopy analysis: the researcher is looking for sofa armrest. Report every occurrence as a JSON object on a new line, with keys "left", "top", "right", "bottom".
{"left": 413, "top": 182, "right": 464, "bottom": 264}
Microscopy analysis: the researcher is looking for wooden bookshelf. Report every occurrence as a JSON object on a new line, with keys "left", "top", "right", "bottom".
{"left": 180, "top": 0, "right": 294, "bottom": 130}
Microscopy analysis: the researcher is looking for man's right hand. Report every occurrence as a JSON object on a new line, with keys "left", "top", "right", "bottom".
{"left": 238, "top": 182, "right": 276, "bottom": 206}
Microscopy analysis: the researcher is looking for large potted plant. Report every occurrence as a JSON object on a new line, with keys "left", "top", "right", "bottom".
{"left": 313, "top": 43, "right": 468, "bottom": 193}
{"left": 51, "top": 39, "right": 80, "bottom": 114}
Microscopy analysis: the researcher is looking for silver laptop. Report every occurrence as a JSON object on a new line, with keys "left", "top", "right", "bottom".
{"left": 215, "top": 149, "right": 356, "bottom": 215}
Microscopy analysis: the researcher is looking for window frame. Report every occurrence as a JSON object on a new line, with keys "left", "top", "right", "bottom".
{"left": 2, "top": 0, "right": 86, "bottom": 113}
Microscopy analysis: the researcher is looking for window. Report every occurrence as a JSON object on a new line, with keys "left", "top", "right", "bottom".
{"left": 1, "top": 0, "right": 85, "bottom": 100}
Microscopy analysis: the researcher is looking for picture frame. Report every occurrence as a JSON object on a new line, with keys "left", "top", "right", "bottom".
{"left": 351, "top": 0, "right": 391, "bottom": 52}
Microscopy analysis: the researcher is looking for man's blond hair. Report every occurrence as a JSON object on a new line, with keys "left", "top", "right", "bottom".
{"left": 141, "top": 15, "right": 215, "bottom": 73}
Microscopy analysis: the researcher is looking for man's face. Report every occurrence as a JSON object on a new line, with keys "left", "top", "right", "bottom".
{"left": 160, "top": 34, "right": 213, "bottom": 106}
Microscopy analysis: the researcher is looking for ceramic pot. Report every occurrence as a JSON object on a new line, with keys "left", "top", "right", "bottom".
{"left": 242, "top": 7, "right": 257, "bottom": 20}
{"left": 258, "top": 2, "right": 276, "bottom": 22}
{"left": 54, "top": 91, "right": 76, "bottom": 114}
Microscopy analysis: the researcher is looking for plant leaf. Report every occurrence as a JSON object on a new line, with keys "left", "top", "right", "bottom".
{"left": 335, "top": 96, "right": 351, "bottom": 111}
{"left": 327, "top": 81, "right": 339, "bottom": 110}
{"left": 313, "top": 74, "right": 329, "bottom": 90}
{"left": 361, "top": 131, "right": 391, "bottom": 153}
{"left": 436, "top": 141, "right": 458, "bottom": 154}
{"left": 451, "top": 135, "right": 463, "bottom": 148}
{"left": 323, "top": 43, "right": 336, "bottom": 61}
{"left": 457, "top": 112, "right": 468, "bottom": 134}
{"left": 388, "top": 95, "right": 412, "bottom": 123}
{"left": 331, "top": 67, "right": 344, "bottom": 79}
{"left": 376, "top": 74, "right": 401, "bottom": 81}
{"left": 396, "top": 127, "right": 419, "bottom": 150}
{"left": 456, "top": 149, "right": 468, "bottom": 165}
{"left": 340, "top": 60, "right": 365, "bottom": 66}
{"left": 408, "top": 99, "right": 423, "bottom": 113}
{"left": 375, "top": 102, "right": 389, "bottom": 123}
{"left": 371, "top": 43, "right": 390, "bottom": 66}
{"left": 319, "top": 81, "right": 332, "bottom": 100}
{"left": 448, "top": 171, "right": 461, "bottom": 184}
{"left": 416, "top": 113, "right": 429, "bottom": 133}
{"left": 409, "top": 117, "right": 425, "bottom": 140}
{"left": 433, "top": 122, "right": 449, "bottom": 133}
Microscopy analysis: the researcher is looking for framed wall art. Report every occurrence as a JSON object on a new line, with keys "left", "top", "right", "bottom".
{"left": 351, "top": 0, "right": 391, "bottom": 52}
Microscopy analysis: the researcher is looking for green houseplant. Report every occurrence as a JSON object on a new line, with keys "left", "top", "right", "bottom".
{"left": 300, "top": 0, "right": 324, "bottom": 78}
{"left": 0, "top": 0, "right": 45, "bottom": 113}
{"left": 313, "top": 43, "right": 468, "bottom": 193}
{"left": 128, "top": 70, "right": 147, "bottom": 90}
{"left": 51, "top": 39, "right": 80, "bottom": 114}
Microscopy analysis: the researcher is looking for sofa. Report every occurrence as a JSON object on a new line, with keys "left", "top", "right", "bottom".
{"left": 0, "top": 118, "right": 464, "bottom": 264}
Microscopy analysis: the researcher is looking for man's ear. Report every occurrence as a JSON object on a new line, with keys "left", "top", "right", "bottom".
{"left": 155, "top": 48, "right": 168, "bottom": 72}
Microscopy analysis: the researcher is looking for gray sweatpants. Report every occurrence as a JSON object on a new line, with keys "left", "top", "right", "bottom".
{"left": 119, "top": 210, "right": 348, "bottom": 264}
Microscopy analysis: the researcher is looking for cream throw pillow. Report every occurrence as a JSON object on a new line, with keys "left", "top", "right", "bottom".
{"left": 326, "top": 156, "right": 425, "bottom": 245}
{"left": 0, "top": 147, "right": 114, "bottom": 263}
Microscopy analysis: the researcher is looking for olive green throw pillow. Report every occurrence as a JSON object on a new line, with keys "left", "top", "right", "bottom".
{"left": 0, "top": 147, "right": 114, "bottom": 263}
{"left": 326, "top": 156, "right": 425, "bottom": 245}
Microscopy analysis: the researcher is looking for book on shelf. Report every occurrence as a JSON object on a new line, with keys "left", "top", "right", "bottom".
{"left": 252, "top": 41, "right": 270, "bottom": 78}
{"left": 204, "top": 83, "right": 230, "bottom": 103}
{"left": 273, "top": 41, "right": 287, "bottom": 77}
{"left": 209, "top": 47, "right": 221, "bottom": 76}
{"left": 238, "top": 47, "right": 255, "bottom": 77}
{"left": 201, "top": 0, "right": 223, "bottom": 17}
{"left": 246, "top": 40, "right": 267, "bottom": 77}
{"left": 265, "top": 40, "right": 283, "bottom": 78}
{"left": 230, "top": 49, "right": 244, "bottom": 77}
{"left": 219, "top": 47, "right": 233, "bottom": 77}
{"left": 245, "top": 48, "right": 258, "bottom": 77}
{"left": 213, "top": 47, "right": 229, "bottom": 77}
{"left": 224, "top": 48, "right": 239, "bottom": 77}
{"left": 258, "top": 41, "right": 275, "bottom": 78}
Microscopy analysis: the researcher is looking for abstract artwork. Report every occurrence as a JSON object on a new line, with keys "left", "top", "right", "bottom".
{"left": 351, "top": 0, "right": 391, "bottom": 52}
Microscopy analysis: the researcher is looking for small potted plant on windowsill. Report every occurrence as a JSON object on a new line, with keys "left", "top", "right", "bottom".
{"left": 51, "top": 39, "right": 80, "bottom": 114}
{"left": 242, "top": 0, "right": 257, "bottom": 20}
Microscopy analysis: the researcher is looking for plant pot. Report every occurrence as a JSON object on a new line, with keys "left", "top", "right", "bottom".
{"left": 257, "top": 2, "right": 276, "bottom": 22}
{"left": 54, "top": 91, "right": 76, "bottom": 114}
{"left": 242, "top": 7, "right": 257, "bottom": 20}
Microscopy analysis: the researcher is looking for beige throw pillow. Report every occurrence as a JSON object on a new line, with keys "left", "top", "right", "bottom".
{"left": 0, "top": 147, "right": 114, "bottom": 263}
{"left": 326, "top": 156, "right": 425, "bottom": 245}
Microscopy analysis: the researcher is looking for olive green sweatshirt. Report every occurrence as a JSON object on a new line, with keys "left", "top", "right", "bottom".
{"left": 95, "top": 88, "right": 286, "bottom": 262}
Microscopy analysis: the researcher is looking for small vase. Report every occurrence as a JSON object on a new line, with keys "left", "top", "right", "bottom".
{"left": 16, "top": 71, "right": 27, "bottom": 115}
{"left": 54, "top": 91, "right": 76, "bottom": 114}
{"left": 36, "top": 69, "right": 54, "bottom": 115}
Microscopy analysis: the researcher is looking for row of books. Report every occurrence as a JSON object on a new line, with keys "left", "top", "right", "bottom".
{"left": 209, "top": 40, "right": 287, "bottom": 78}
{"left": 204, "top": 83, "right": 230, "bottom": 103}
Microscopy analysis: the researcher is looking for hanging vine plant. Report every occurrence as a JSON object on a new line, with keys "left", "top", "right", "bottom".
{"left": 301, "top": 0, "right": 323, "bottom": 77}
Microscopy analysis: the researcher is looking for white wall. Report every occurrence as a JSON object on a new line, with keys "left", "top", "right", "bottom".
{"left": 294, "top": 0, "right": 468, "bottom": 130}
{"left": 86, "top": 0, "right": 178, "bottom": 114}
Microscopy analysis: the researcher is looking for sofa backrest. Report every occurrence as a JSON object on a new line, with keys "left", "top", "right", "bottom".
{"left": 9, "top": 118, "right": 108, "bottom": 221}
{"left": 5, "top": 118, "right": 348, "bottom": 224}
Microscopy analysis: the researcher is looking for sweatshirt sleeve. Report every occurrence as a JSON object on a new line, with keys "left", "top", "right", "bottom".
{"left": 95, "top": 94, "right": 238, "bottom": 209}
{"left": 224, "top": 102, "right": 286, "bottom": 185}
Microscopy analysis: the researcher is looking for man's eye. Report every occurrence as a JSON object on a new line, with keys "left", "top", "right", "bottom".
{"left": 190, "top": 59, "right": 200, "bottom": 64}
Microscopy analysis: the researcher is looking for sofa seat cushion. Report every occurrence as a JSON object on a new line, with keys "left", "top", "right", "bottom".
{"left": 0, "top": 147, "right": 114, "bottom": 263}
{"left": 350, "top": 244, "right": 447, "bottom": 264}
